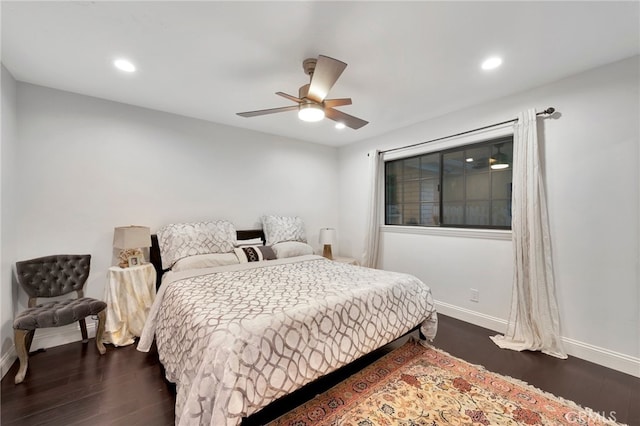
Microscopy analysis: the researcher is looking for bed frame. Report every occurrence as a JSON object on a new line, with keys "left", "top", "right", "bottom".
{"left": 149, "top": 229, "right": 265, "bottom": 288}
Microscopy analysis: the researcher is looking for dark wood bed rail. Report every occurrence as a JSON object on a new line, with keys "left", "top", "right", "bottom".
{"left": 149, "top": 229, "right": 265, "bottom": 288}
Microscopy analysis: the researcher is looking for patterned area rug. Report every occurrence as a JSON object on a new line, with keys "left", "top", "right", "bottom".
{"left": 269, "top": 339, "right": 621, "bottom": 426}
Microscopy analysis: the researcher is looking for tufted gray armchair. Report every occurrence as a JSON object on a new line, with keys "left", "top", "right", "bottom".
{"left": 13, "top": 254, "right": 107, "bottom": 384}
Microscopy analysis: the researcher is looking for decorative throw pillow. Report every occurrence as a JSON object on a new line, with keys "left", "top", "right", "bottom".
{"left": 272, "top": 241, "right": 315, "bottom": 259}
{"left": 234, "top": 246, "right": 277, "bottom": 263}
{"left": 157, "top": 220, "right": 237, "bottom": 269}
{"left": 261, "top": 215, "right": 307, "bottom": 246}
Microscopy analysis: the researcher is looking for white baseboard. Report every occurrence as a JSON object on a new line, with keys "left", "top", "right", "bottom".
{"left": 561, "top": 336, "right": 640, "bottom": 378}
{"left": 435, "top": 300, "right": 508, "bottom": 334}
{"left": 1, "top": 347, "right": 17, "bottom": 379}
{"left": 435, "top": 300, "right": 640, "bottom": 378}
{"left": 0, "top": 322, "right": 97, "bottom": 380}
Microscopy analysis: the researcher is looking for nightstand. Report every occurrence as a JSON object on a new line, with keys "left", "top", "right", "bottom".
{"left": 103, "top": 263, "right": 156, "bottom": 346}
{"left": 333, "top": 256, "right": 360, "bottom": 266}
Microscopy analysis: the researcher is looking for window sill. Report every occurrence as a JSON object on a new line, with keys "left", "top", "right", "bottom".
{"left": 380, "top": 225, "right": 512, "bottom": 241}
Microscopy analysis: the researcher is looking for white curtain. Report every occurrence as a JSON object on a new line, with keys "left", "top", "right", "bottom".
{"left": 491, "top": 109, "right": 567, "bottom": 359}
{"left": 362, "top": 150, "right": 382, "bottom": 268}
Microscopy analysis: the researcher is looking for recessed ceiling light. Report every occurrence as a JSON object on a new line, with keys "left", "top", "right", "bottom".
{"left": 114, "top": 59, "right": 136, "bottom": 73}
{"left": 481, "top": 57, "right": 502, "bottom": 71}
{"left": 335, "top": 122, "right": 346, "bottom": 129}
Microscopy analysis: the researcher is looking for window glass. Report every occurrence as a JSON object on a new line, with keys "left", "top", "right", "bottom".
{"left": 420, "top": 179, "right": 438, "bottom": 203}
{"left": 466, "top": 173, "right": 490, "bottom": 200}
{"left": 492, "top": 200, "right": 511, "bottom": 227}
{"left": 403, "top": 157, "right": 420, "bottom": 180}
{"left": 403, "top": 203, "right": 420, "bottom": 225}
{"left": 492, "top": 170, "right": 512, "bottom": 199}
{"left": 421, "top": 203, "right": 439, "bottom": 226}
{"left": 465, "top": 145, "right": 491, "bottom": 174}
{"left": 384, "top": 136, "right": 513, "bottom": 229}
{"left": 420, "top": 154, "right": 440, "bottom": 178}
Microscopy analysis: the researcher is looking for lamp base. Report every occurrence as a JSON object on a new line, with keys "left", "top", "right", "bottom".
{"left": 322, "top": 244, "right": 333, "bottom": 260}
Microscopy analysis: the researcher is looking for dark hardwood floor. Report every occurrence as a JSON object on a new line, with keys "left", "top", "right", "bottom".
{"left": 1, "top": 314, "right": 638, "bottom": 425}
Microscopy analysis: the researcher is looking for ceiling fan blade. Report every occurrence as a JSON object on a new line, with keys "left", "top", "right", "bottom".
{"left": 237, "top": 105, "right": 299, "bottom": 118}
{"left": 323, "top": 98, "right": 352, "bottom": 108}
{"left": 276, "top": 92, "right": 302, "bottom": 104}
{"left": 307, "top": 55, "right": 347, "bottom": 103}
{"left": 325, "top": 107, "right": 369, "bottom": 129}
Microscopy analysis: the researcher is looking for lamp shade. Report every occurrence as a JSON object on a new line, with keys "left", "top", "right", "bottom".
{"left": 113, "top": 226, "right": 151, "bottom": 249}
{"left": 319, "top": 228, "right": 336, "bottom": 245}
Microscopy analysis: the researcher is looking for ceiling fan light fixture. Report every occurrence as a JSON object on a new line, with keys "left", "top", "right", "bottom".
{"left": 298, "top": 103, "right": 325, "bottom": 122}
{"left": 237, "top": 55, "right": 367, "bottom": 129}
{"left": 491, "top": 163, "right": 510, "bottom": 170}
{"left": 335, "top": 122, "right": 346, "bottom": 129}
{"left": 490, "top": 144, "right": 509, "bottom": 169}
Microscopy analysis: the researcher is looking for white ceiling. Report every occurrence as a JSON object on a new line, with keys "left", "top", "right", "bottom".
{"left": 2, "top": 1, "right": 639, "bottom": 146}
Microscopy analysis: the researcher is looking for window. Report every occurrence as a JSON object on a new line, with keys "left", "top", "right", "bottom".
{"left": 385, "top": 136, "right": 513, "bottom": 229}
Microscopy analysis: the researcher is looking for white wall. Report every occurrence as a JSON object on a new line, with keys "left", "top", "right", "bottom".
{"left": 10, "top": 83, "right": 338, "bottom": 353}
{"left": 1, "top": 65, "right": 18, "bottom": 377}
{"left": 338, "top": 56, "right": 640, "bottom": 374}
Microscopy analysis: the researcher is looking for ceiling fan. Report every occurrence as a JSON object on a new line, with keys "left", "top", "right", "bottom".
{"left": 236, "top": 55, "right": 368, "bottom": 130}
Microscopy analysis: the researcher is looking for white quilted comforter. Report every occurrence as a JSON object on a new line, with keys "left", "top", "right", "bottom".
{"left": 138, "top": 255, "right": 437, "bottom": 426}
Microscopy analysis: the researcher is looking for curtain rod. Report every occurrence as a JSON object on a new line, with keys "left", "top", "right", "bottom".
{"left": 376, "top": 107, "right": 556, "bottom": 156}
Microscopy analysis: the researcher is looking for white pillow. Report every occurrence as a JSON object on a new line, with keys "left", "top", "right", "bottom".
{"left": 171, "top": 253, "right": 240, "bottom": 272}
{"left": 262, "top": 215, "right": 307, "bottom": 246}
{"left": 235, "top": 238, "right": 264, "bottom": 247}
{"left": 157, "top": 220, "right": 237, "bottom": 269}
{"left": 272, "top": 241, "right": 314, "bottom": 259}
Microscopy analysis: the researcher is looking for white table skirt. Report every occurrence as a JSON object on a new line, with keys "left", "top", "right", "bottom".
{"left": 103, "top": 263, "right": 156, "bottom": 346}
{"left": 333, "top": 256, "right": 359, "bottom": 265}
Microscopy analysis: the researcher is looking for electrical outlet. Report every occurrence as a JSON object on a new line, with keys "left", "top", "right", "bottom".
{"left": 470, "top": 288, "right": 479, "bottom": 302}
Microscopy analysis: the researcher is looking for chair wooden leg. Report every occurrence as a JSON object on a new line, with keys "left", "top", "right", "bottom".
{"left": 79, "top": 318, "right": 89, "bottom": 343}
{"left": 95, "top": 310, "right": 106, "bottom": 355}
{"left": 25, "top": 329, "right": 35, "bottom": 354}
{"left": 14, "top": 329, "right": 32, "bottom": 384}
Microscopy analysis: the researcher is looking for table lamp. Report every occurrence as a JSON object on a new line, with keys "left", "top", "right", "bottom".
{"left": 319, "top": 228, "right": 336, "bottom": 260}
{"left": 113, "top": 226, "right": 151, "bottom": 268}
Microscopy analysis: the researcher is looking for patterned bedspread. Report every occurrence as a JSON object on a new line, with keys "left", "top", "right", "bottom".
{"left": 138, "top": 255, "right": 437, "bottom": 426}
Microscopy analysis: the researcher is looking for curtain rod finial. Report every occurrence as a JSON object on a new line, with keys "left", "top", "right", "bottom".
{"left": 543, "top": 107, "right": 555, "bottom": 115}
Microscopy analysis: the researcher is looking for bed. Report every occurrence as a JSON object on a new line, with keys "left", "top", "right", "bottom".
{"left": 137, "top": 220, "right": 437, "bottom": 426}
